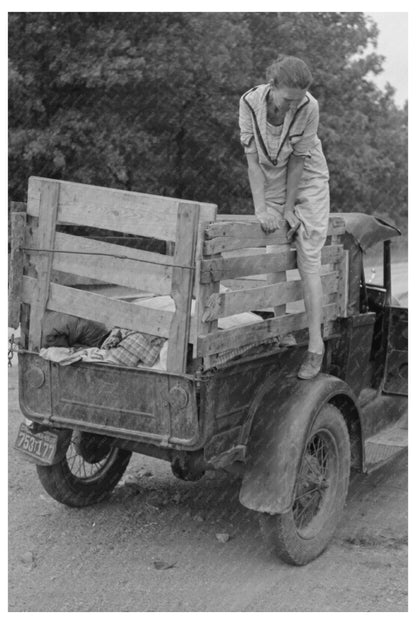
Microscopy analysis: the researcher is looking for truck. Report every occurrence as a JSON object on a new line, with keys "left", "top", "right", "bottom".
{"left": 9, "top": 176, "right": 408, "bottom": 566}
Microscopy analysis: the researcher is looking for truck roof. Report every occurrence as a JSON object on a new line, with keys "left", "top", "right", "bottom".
{"left": 340, "top": 212, "right": 401, "bottom": 251}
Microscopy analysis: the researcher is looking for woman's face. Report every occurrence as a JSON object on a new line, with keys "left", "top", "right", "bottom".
{"left": 270, "top": 85, "right": 307, "bottom": 114}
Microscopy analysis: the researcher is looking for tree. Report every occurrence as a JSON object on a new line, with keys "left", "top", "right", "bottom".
{"left": 8, "top": 12, "right": 407, "bottom": 231}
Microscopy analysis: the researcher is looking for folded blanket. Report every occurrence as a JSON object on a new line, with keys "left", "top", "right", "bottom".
{"left": 101, "top": 328, "right": 166, "bottom": 367}
{"left": 39, "top": 342, "right": 167, "bottom": 370}
{"left": 40, "top": 328, "right": 167, "bottom": 370}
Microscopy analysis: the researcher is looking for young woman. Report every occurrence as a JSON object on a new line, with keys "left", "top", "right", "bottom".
{"left": 239, "top": 55, "right": 330, "bottom": 379}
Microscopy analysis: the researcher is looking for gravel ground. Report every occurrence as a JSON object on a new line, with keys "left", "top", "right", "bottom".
{"left": 8, "top": 361, "right": 408, "bottom": 612}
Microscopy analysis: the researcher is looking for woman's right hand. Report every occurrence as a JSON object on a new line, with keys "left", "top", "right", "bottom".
{"left": 257, "top": 211, "right": 280, "bottom": 233}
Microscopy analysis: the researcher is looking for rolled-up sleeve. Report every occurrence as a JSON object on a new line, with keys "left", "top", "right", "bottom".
{"left": 291, "top": 101, "right": 320, "bottom": 157}
{"left": 239, "top": 96, "right": 258, "bottom": 154}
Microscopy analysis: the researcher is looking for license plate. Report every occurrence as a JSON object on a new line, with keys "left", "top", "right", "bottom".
{"left": 14, "top": 423, "right": 59, "bottom": 465}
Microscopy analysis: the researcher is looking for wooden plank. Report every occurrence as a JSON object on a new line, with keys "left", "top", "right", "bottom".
{"left": 336, "top": 249, "right": 349, "bottom": 318}
{"left": 26, "top": 220, "right": 170, "bottom": 291}
{"left": 28, "top": 180, "right": 60, "bottom": 350}
{"left": 202, "top": 272, "right": 338, "bottom": 321}
{"left": 194, "top": 264, "right": 220, "bottom": 365}
{"left": 200, "top": 244, "right": 343, "bottom": 282}
{"left": 203, "top": 214, "right": 345, "bottom": 256}
{"left": 204, "top": 319, "right": 339, "bottom": 370}
{"left": 215, "top": 213, "right": 346, "bottom": 236}
{"left": 197, "top": 303, "right": 339, "bottom": 357}
{"left": 192, "top": 216, "right": 219, "bottom": 355}
{"left": 204, "top": 231, "right": 290, "bottom": 255}
{"left": 266, "top": 243, "right": 286, "bottom": 317}
{"left": 28, "top": 177, "right": 216, "bottom": 241}
{"left": 167, "top": 203, "right": 200, "bottom": 373}
{"left": 268, "top": 270, "right": 287, "bottom": 316}
{"left": 22, "top": 276, "right": 175, "bottom": 339}
{"left": 205, "top": 220, "right": 287, "bottom": 240}
{"left": 8, "top": 206, "right": 27, "bottom": 328}
{"left": 20, "top": 303, "right": 30, "bottom": 350}
{"left": 51, "top": 233, "right": 173, "bottom": 294}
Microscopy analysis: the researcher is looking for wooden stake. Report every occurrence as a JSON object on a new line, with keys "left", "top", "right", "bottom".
{"left": 167, "top": 203, "right": 200, "bottom": 373}
{"left": 8, "top": 202, "right": 27, "bottom": 329}
{"left": 28, "top": 180, "right": 60, "bottom": 350}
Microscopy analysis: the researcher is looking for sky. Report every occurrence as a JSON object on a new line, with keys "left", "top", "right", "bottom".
{"left": 365, "top": 12, "right": 408, "bottom": 107}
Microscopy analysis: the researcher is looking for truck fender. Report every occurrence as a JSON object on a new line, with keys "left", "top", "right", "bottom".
{"left": 239, "top": 373, "right": 360, "bottom": 515}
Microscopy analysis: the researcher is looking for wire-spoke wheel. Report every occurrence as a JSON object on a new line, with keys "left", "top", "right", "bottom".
{"left": 259, "top": 404, "right": 350, "bottom": 565}
{"left": 36, "top": 430, "right": 132, "bottom": 507}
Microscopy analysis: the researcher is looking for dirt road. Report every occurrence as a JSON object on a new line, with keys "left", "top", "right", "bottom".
{"left": 8, "top": 362, "right": 407, "bottom": 612}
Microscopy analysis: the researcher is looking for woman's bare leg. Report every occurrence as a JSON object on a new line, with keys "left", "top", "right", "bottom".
{"left": 301, "top": 271, "right": 324, "bottom": 353}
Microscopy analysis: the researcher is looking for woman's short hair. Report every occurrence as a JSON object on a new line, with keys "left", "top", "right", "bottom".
{"left": 266, "top": 55, "right": 313, "bottom": 90}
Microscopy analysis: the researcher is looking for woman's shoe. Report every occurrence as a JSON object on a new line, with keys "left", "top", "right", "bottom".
{"left": 297, "top": 350, "right": 324, "bottom": 380}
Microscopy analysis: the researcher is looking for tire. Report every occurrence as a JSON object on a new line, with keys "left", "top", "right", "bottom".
{"left": 259, "top": 403, "right": 350, "bottom": 565}
{"left": 36, "top": 430, "right": 132, "bottom": 507}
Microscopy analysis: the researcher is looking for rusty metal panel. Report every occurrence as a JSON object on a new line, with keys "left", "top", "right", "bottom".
{"left": 382, "top": 307, "right": 408, "bottom": 396}
{"left": 199, "top": 348, "right": 306, "bottom": 446}
{"left": 328, "top": 314, "right": 376, "bottom": 396}
{"left": 18, "top": 352, "right": 201, "bottom": 448}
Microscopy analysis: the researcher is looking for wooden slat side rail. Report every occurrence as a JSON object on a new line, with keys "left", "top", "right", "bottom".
{"left": 167, "top": 203, "right": 200, "bottom": 373}
{"left": 28, "top": 177, "right": 216, "bottom": 242}
{"left": 8, "top": 203, "right": 27, "bottom": 329}
{"left": 200, "top": 244, "right": 343, "bottom": 283}
{"left": 203, "top": 215, "right": 345, "bottom": 256}
{"left": 28, "top": 181, "right": 60, "bottom": 350}
{"left": 26, "top": 229, "right": 174, "bottom": 295}
{"left": 202, "top": 272, "right": 338, "bottom": 322}
{"left": 203, "top": 229, "right": 289, "bottom": 255}
{"left": 215, "top": 213, "right": 346, "bottom": 236}
{"left": 22, "top": 276, "right": 176, "bottom": 339}
{"left": 197, "top": 303, "right": 338, "bottom": 358}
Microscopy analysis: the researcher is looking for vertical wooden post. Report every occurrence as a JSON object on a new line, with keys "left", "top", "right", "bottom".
{"left": 268, "top": 270, "right": 287, "bottom": 316}
{"left": 336, "top": 249, "right": 349, "bottom": 317}
{"left": 28, "top": 180, "right": 60, "bottom": 350}
{"left": 195, "top": 256, "right": 221, "bottom": 369}
{"left": 327, "top": 232, "right": 348, "bottom": 331}
{"left": 267, "top": 243, "right": 289, "bottom": 317}
{"left": 167, "top": 203, "right": 200, "bottom": 373}
{"left": 8, "top": 202, "right": 27, "bottom": 329}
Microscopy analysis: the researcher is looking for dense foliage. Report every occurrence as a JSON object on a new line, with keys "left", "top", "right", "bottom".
{"left": 8, "top": 12, "right": 408, "bottom": 231}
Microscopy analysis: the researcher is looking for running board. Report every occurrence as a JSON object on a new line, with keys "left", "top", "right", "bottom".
{"left": 364, "top": 417, "right": 408, "bottom": 472}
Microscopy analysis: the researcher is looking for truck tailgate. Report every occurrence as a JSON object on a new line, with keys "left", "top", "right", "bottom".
{"left": 18, "top": 352, "right": 201, "bottom": 448}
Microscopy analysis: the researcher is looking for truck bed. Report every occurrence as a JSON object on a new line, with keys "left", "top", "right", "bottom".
{"left": 10, "top": 177, "right": 348, "bottom": 374}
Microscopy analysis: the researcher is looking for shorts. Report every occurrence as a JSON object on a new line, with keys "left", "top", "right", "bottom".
{"left": 266, "top": 194, "right": 329, "bottom": 275}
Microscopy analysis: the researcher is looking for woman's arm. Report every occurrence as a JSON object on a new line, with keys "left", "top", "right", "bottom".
{"left": 284, "top": 154, "right": 306, "bottom": 237}
{"left": 239, "top": 95, "right": 279, "bottom": 232}
{"left": 246, "top": 153, "right": 279, "bottom": 232}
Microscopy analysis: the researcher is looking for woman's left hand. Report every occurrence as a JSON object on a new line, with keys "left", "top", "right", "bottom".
{"left": 284, "top": 209, "right": 301, "bottom": 241}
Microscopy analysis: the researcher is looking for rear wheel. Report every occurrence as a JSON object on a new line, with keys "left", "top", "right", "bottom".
{"left": 259, "top": 404, "right": 350, "bottom": 565}
{"left": 36, "top": 430, "right": 132, "bottom": 507}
